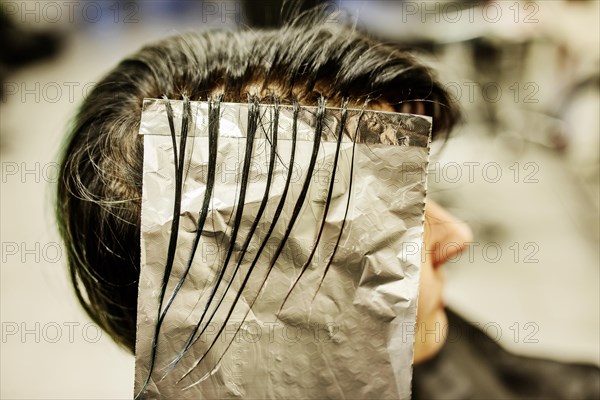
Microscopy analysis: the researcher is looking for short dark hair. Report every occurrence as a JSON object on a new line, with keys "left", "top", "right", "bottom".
{"left": 56, "top": 16, "right": 459, "bottom": 354}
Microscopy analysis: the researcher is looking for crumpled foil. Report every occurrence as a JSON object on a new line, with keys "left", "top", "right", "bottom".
{"left": 135, "top": 99, "right": 432, "bottom": 399}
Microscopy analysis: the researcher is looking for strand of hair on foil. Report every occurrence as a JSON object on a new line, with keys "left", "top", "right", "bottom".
{"left": 145, "top": 95, "right": 222, "bottom": 372}
{"left": 174, "top": 99, "right": 281, "bottom": 368}
{"left": 162, "top": 97, "right": 266, "bottom": 376}
{"left": 312, "top": 103, "right": 367, "bottom": 301}
{"left": 277, "top": 98, "right": 349, "bottom": 316}
{"left": 136, "top": 95, "right": 191, "bottom": 399}
{"left": 156, "top": 96, "right": 222, "bottom": 325}
{"left": 176, "top": 98, "right": 319, "bottom": 386}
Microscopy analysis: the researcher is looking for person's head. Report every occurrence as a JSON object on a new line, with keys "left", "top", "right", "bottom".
{"left": 56, "top": 14, "right": 467, "bottom": 362}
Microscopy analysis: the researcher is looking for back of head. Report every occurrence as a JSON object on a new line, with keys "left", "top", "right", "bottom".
{"left": 56, "top": 11, "right": 458, "bottom": 353}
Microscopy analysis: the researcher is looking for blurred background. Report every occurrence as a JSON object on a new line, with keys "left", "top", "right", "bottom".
{"left": 1, "top": 0, "right": 598, "bottom": 398}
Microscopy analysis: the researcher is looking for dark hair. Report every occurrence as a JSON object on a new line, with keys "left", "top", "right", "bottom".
{"left": 56, "top": 16, "right": 459, "bottom": 354}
